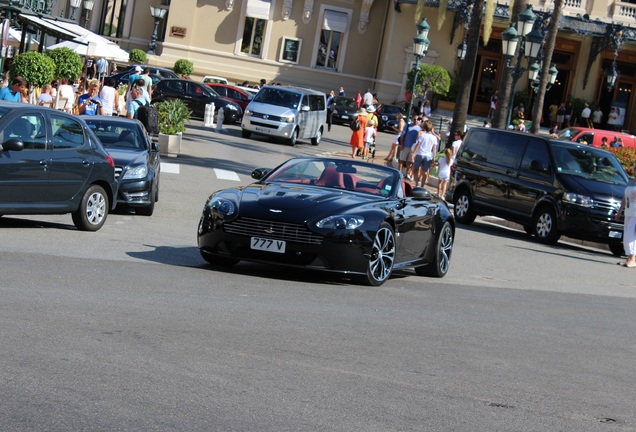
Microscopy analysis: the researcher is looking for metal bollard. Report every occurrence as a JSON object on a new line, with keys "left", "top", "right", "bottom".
{"left": 215, "top": 107, "right": 225, "bottom": 132}
{"left": 204, "top": 103, "right": 215, "bottom": 127}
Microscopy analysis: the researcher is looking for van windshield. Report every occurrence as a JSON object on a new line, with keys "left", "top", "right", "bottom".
{"left": 551, "top": 141, "right": 628, "bottom": 184}
{"left": 253, "top": 88, "right": 301, "bottom": 109}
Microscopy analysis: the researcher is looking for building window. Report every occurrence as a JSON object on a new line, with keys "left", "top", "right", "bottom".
{"left": 100, "top": 0, "right": 127, "bottom": 38}
{"left": 315, "top": 10, "right": 348, "bottom": 70}
{"left": 240, "top": 0, "right": 271, "bottom": 57}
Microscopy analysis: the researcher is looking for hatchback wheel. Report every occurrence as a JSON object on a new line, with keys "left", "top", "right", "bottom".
{"left": 72, "top": 185, "right": 109, "bottom": 231}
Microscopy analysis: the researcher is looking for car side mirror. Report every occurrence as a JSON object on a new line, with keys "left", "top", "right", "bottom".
{"left": 251, "top": 168, "right": 270, "bottom": 180}
{"left": 1, "top": 139, "right": 24, "bottom": 152}
{"left": 150, "top": 141, "right": 159, "bottom": 152}
{"left": 410, "top": 187, "right": 432, "bottom": 200}
{"left": 530, "top": 160, "right": 547, "bottom": 173}
{"left": 301, "top": 105, "right": 310, "bottom": 112}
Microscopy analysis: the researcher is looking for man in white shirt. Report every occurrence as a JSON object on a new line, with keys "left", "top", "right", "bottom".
{"left": 362, "top": 88, "right": 373, "bottom": 108}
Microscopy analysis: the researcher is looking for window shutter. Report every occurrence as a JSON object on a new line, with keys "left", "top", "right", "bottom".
{"left": 246, "top": 0, "right": 271, "bottom": 20}
{"left": 323, "top": 10, "right": 348, "bottom": 33}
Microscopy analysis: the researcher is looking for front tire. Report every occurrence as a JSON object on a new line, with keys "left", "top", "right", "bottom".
{"left": 453, "top": 189, "right": 476, "bottom": 224}
{"left": 311, "top": 128, "right": 322, "bottom": 146}
{"left": 416, "top": 221, "right": 453, "bottom": 277}
{"left": 362, "top": 222, "right": 395, "bottom": 286}
{"left": 136, "top": 189, "right": 155, "bottom": 216}
{"left": 287, "top": 129, "right": 298, "bottom": 146}
{"left": 72, "top": 185, "right": 109, "bottom": 231}
{"left": 533, "top": 206, "right": 561, "bottom": 244}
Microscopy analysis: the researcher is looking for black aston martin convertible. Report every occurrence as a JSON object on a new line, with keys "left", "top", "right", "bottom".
{"left": 197, "top": 157, "right": 455, "bottom": 286}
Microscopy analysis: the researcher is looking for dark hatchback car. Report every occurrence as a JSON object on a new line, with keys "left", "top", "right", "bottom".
{"left": 111, "top": 66, "right": 179, "bottom": 87}
{"left": 377, "top": 104, "right": 404, "bottom": 132}
{"left": 0, "top": 102, "right": 118, "bottom": 231}
{"left": 205, "top": 83, "right": 253, "bottom": 111}
{"left": 152, "top": 79, "right": 243, "bottom": 123}
{"left": 84, "top": 116, "right": 160, "bottom": 216}
{"left": 331, "top": 96, "right": 358, "bottom": 125}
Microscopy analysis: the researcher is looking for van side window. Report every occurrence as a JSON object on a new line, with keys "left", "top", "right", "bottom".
{"left": 519, "top": 139, "right": 551, "bottom": 177}
{"left": 461, "top": 129, "right": 490, "bottom": 161}
{"left": 309, "top": 95, "right": 325, "bottom": 111}
{"left": 487, "top": 133, "right": 524, "bottom": 168}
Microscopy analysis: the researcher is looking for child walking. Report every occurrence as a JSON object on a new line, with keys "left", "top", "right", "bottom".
{"left": 436, "top": 147, "right": 454, "bottom": 200}
{"left": 363, "top": 120, "right": 377, "bottom": 161}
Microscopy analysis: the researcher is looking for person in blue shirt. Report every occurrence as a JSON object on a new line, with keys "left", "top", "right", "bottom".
{"left": 77, "top": 79, "right": 103, "bottom": 115}
{"left": 0, "top": 76, "right": 26, "bottom": 102}
{"left": 126, "top": 86, "right": 146, "bottom": 119}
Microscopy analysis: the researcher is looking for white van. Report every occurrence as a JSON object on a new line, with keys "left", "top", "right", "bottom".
{"left": 241, "top": 86, "right": 326, "bottom": 146}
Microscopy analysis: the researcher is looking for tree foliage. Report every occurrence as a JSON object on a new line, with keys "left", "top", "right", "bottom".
{"left": 173, "top": 59, "right": 194, "bottom": 77}
{"left": 406, "top": 64, "right": 451, "bottom": 97}
{"left": 11, "top": 51, "right": 56, "bottom": 87}
{"left": 129, "top": 49, "right": 147, "bottom": 64}
{"left": 47, "top": 47, "right": 83, "bottom": 81}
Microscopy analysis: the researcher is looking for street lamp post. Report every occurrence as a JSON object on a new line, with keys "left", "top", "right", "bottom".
{"left": 83, "top": 0, "right": 94, "bottom": 27}
{"left": 69, "top": 0, "right": 80, "bottom": 20}
{"left": 148, "top": 6, "right": 168, "bottom": 55}
{"left": 406, "top": 17, "right": 430, "bottom": 123}
{"left": 501, "top": 5, "right": 545, "bottom": 128}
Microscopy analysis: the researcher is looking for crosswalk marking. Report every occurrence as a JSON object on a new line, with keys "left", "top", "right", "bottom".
{"left": 214, "top": 168, "right": 241, "bottom": 181}
{"left": 160, "top": 162, "right": 180, "bottom": 174}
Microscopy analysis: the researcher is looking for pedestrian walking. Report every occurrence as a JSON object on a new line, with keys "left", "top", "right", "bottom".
{"left": 616, "top": 164, "right": 636, "bottom": 267}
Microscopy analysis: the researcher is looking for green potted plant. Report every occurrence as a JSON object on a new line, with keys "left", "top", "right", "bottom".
{"left": 156, "top": 99, "right": 192, "bottom": 156}
{"left": 173, "top": 59, "right": 193, "bottom": 79}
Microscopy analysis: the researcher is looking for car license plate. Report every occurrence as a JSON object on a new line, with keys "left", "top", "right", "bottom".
{"left": 609, "top": 230, "right": 622, "bottom": 239}
{"left": 341, "top": 115, "right": 349, "bottom": 120}
{"left": 255, "top": 126, "right": 273, "bottom": 133}
{"left": 251, "top": 237, "right": 286, "bottom": 253}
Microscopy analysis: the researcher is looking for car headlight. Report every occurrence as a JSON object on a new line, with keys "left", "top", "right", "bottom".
{"left": 563, "top": 192, "right": 593, "bottom": 208}
{"left": 245, "top": 109, "right": 253, "bottom": 116}
{"left": 382, "top": 115, "right": 388, "bottom": 121}
{"left": 283, "top": 116, "right": 295, "bottom": 123}
{"left": 208, "top": 197, "right": 236, "bottom": 216}
{"left": 122, "top": 165, "right": 148, "bottom": 180}
{"left": 315, "top": 215, "right": 364, "bottom": 229}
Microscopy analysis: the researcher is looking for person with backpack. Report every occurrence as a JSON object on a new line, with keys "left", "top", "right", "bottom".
{"left": 126, "top": 85, "right": 159, "bottom": 134}
{"left": 349, "top": 108, "right": 367, "bottom": 159}
{"left": 126, "top": 86, "right": 146, "bottom": 120}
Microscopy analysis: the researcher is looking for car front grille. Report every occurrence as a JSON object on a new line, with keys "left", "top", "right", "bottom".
{"left": 224, "top": 217, "right": 323, "bottom": 245}
{"left": 250, "top": 112, "right": 285, "bottom": 122}
{"left": 593, "top": 196, "right": 621, "bottom": 212}
{"left": 114, "top": 166, "right": 123, "bottom": 179}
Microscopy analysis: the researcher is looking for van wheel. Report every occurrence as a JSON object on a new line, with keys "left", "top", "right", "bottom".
{"left": 311, "top": 128, "right": 322, "bottom": 146}
{"left": 287, "top": 129, "right": 298, "bottom": 146}
{"left": 241, "top": 129, "right": 251, "bottom": 139}
{"left": 453, "top": 189, "right": 476, "bottom": 224}
{"left": 533, "top": 207, "right": 560, "bottom": 244}
{"left": 609, "top": 243, "right": 624, "bottom": 257}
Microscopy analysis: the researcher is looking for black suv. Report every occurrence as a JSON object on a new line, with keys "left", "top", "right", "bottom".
{"left": 451, "top": 128, "right": 628, "bottom": 255}
{"left": 152, "top": 79, "right": 243, "bottom": 123}
{"left": 0, "top": 102, "right": 118, "bottom": 231}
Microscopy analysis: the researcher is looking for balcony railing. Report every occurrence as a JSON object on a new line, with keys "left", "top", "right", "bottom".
{"left": 613, "top": 1, "right": 636, "bottom": 23}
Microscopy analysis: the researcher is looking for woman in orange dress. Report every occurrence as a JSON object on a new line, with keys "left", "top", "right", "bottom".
{"left": 350, "top": 109, "right": 368, "bottom": 159}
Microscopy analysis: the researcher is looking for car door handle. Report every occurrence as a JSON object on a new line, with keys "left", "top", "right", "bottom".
{"left": 39, "top": 160, "right": 48, "bottom": 168}
{"left": 82, "top": 160, "right": 91, "bottom": 166}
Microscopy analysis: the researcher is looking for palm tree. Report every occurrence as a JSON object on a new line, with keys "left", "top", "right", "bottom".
{"left": 530, "top": 0, "right": 564, "bottom": 134}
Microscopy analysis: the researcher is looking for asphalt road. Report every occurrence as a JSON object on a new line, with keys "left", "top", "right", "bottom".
{"left": 1, "top": 121, "right": 635, "bottom": 431}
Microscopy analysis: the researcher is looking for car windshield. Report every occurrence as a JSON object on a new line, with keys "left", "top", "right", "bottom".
{"left": 85, "top": 121, "right": 146, "bottom": 150}
{"left": 253, "top": 88, "right": 301, "bottom": 109}
{"left": 551, "top": 141, "right": 628, "bottom": 184}
{"left": 335, "top": 98, "right": 357, "bottom": 109}
{"left": 265, "top": 158, "right": 400, "bottom": 197}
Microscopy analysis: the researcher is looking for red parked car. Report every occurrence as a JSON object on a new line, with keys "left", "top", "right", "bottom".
{"left": 204, "top": 83, "right": 254, "bottom": 111}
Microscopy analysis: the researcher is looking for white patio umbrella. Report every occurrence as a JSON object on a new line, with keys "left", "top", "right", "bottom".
{"left": 46, "top": 37, "right": 128, "bottom": 62}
